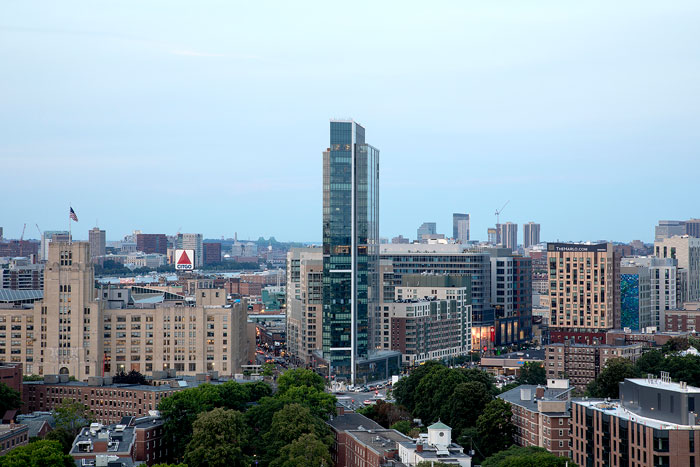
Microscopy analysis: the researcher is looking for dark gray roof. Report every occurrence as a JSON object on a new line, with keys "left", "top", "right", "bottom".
{"left": 498, "top": 384, "right": 571, "bottom": 415}
{"left": 16, "top": 412, "right": 56, "bottom": 437}
{"left": 327, "top": 412, "right": 383, "bottom": 432}
{"left": 346, "top": 429, "right": 411, "bottom": 455}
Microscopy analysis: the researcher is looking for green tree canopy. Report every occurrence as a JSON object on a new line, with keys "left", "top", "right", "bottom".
{"left": 0, "top": 382, "right": 21, "bottom": 417}
{"left": 44, "top": 427, "right": 75, "bottom": 453}
{"left": 476, "top": 399, "right": 516, "bottom": 459}
{"left": 481, "top": 445, "right": 576, "bottom": 467}
{"left": 517, "top": 362, "right": 546, "bottom": 385}
{"left": 53, "top": 398, "right": 94, "bottom": 436}
{"left": 262, "top": 403, "right": 332, "bottom": 463}
{"left": 184, "top": 408, "right": 249, "bottom": 467}
{"left": 393, "top": 361, "right": 445, "bottom": 412}
{"left": 358, "top": 400, "right": 411, "bottom": 428}
{"left": 275, "top": 385, "right": 336, "bottom": 419}
{"left": 0, "top": 440, "right": 73, "bottom": 467}
{"left": 276, "top": 368, "right": 325, "bottom": 394}
{"left": 390, "top": 420, "right": 413, "bottom": 435}
{"left": 112, "top": 369, "right": 147, "bottom": 385}
{"left": 270, "top": 433, "right": 332, "bottom": 467}
{"left": 635, "top": 349, "right": 666, "bottom": 376}
{"left": 447, "top": 381, "right": 493, "bottom": 434}
{"left": 586, "top": 358, "right": 640, "bottom": 399}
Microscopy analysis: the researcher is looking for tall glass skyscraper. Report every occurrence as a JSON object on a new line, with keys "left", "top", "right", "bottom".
{"left": 322, "top": 119, "right": 379, "bottom": 384}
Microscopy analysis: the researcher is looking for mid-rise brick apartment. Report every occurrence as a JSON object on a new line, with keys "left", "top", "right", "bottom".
{"left": 0, "top": 363, "right": 22, "bottom": 401}
{"left": 135, "top": 234, "right": 168, "bottom": 255}
{"left": 498, "top": 379, "right": 573, "bottom": 458}
{"left": 572, "top": 374, "right": 700, "bottom": 467}
{"left": 547, "top": 242, "right": 620, "bottom": 344}
{"left": 23, "top": 375, "right": 181, "bottom": 424}
{"left": 661, "top": 302, "right": 700, "bottom": 332}
{"left": 545, "top": 342, "right": 643, "bottom": 391}
{"left": 70, "top": 415, "right": 166, "bottom": 466}
{"left": 0, "top": 423, "right": 28, "bottom": 456}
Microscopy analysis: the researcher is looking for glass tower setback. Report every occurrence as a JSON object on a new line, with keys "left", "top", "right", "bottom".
{"left": 323, "top": 120, "right": 379, "bottom": 384}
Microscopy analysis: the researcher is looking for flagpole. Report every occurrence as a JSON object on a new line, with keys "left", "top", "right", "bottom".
{"left": 69, "top": 203, "right": 72, "bottom": 244}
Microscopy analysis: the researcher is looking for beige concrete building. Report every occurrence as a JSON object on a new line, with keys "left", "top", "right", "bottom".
{"left": 654, "top": 235, "right": 700, "bottom": 304}
{"left": 547, "top": 243, "right": 618, "bottom": 342}
{"left": 0, "top": 241, "right": 249, "bottom": 380}
{"left": 285, "top": 247, "right": 323, "bottom": 365}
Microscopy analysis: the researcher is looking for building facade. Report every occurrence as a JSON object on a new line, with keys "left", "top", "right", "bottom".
{"left": 322, "top": 120, "right": 380, "bottom": 384}
{"left": 523, "top": 222, "right": 541, "bottom": 249}
{"left": 417, "top": 222, "right": 437, "bottom": 242}
{"left": 387, "top": 274, "right": 472, "bottom": 365}
{"left": 88, "top": 227, "right": 106, "bottom": 258}
{"left": 176, "top": 233, "right": 203, "bottom": 268}
{"left": 285, "top": 247, "right": 323, "bottom": 365}
{"left": 135, "top": 234, "right": 168, "bottom": 255}
{"left": 620, "top": 259, "right": 652, "bottom": 331}
{"left": 0, "top": 258, "right": 43, "bottom": 290}
{"left": 203, "top": 242, "right": 222, "bottom": 265}
{"left": 572, "top": 375, "right": 700, "bottom": 467}
{"left": 545, "top": 342, "right": 643, "bottom": 391}
{"left": 499, "top": 222, "right": 518, "bottom": 252}
{"left": 498, "top": 380, "right": 572, "bottom": 458}
{"left": 655, "top": 235, "right": 700, "bottom": 304}
{"left": 547, "top": 243, "right": 619, "bottom": 344}
{"left": 453, "top": 213, "right": 470, "bottom": 243}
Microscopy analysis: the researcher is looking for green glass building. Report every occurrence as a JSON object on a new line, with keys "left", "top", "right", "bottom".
{"left": 322, "top": 120, "right": 380, "bottom": 384}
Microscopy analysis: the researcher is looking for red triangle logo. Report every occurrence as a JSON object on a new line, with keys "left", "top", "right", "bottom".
{"left": 177, "top": 251, "right": 192, "bottom": 265}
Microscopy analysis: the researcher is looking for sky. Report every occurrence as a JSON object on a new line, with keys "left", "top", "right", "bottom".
{"left": 1, "top": 1, "right": 699, "bottom": 244}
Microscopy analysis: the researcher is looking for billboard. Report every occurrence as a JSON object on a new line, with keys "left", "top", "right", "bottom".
{"left": 547, "top": 243, "right": 608, "bottom": 253}
{"left": 175, "top": 249, "right": 195, "bottom": 270}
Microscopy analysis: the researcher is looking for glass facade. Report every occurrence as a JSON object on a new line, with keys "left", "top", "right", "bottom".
{"left": 322, "top": 120, "right": 379, "bottom": 383}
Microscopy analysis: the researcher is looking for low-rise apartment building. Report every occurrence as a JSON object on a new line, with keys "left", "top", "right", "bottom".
{"left": 498, "top": 379, "right": 573, "bottom": 458}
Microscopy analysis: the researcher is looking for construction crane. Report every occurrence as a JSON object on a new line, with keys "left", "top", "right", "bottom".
{"left": 35, "top": 224, "right": 42, "bottom": 237}
{"left": 495, "top": 200, "right": 510, "bottom": 226}
{"left": 20, "top": 223, "right": 26, "bottom": 241}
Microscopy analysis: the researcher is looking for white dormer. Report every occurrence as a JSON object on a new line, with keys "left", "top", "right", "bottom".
{"left": 427, "top": 420, "right": 452, "bottom": 447}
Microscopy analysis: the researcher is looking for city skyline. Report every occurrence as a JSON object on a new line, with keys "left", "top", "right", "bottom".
{"left": 2, "top": 1, "right": 700, "bottom": 242}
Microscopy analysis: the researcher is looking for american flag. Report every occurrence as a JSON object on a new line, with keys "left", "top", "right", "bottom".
{"left": 69, "top": 207, "right": 78, "bottom": 222}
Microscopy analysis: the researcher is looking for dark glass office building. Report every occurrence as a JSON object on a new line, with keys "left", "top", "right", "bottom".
{"left": 322, "top": 120, "right": 380, "bottom": 384}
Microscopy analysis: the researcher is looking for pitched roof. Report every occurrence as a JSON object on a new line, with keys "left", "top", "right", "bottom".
{"left": 428, "top": 420, "right": 451, "bottom": 430}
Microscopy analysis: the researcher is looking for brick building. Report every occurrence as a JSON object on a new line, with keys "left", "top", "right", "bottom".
{"left": 0, "top": 423, "right": 28, "bottom": 456}
{"left": 135, "top": 234, "right": 168, "bottom": 255}
{"left": 23, "top": 375, "right": 180, "bottom": 424}
{"left": 71, "top": 415, "right": 166, "bottom": 466}
{"left": 203, "top": 242, "right": 222, "bottom": 265}
{"left": 661, "top": 302, "right": 700, "bottom": 332}
{"left": 572, "top": 374, "right": 700, "bottom": 467}
{"left": 545, "top": 342, "right": 643, "bottom": 391}
{"left": 0, "top": 363, "right": 22, "bottom": 401}
{"left": 498, "top": 379, "right": 573, "bottom": 458}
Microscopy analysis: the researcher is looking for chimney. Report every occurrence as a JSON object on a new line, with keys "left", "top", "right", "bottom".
{"left": 416, "top": 443, "right": 423, "bottom": 453}
{"left": 535, "top": 386, "right": 545, "bottom": 399}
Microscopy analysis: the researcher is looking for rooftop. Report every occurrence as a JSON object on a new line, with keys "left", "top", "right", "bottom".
{"left": 574, "top": 398, "right": 699, "bottom": 430}
{"left": 327, "top": 412, "right": 383, "bottom": 432}
{"left": 498, "top": 384, "right": 571, "bottom": 415}
{"left": 346, "top": 429, "right": 411, "bottom": 456}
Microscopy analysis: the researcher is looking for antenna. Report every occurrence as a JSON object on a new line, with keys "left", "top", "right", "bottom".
{"left": 495, "top": 200, "right": 510, "bottom": 226}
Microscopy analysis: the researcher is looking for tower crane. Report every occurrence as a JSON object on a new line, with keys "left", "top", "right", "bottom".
{"left": 35, "top": 224, "right": 42, "bottom": 237}
{"left": 495, "top": 200, "right": 510, "bottom": 226}
{"left": 19, "top": 223, "right": 26, "bottom": 241}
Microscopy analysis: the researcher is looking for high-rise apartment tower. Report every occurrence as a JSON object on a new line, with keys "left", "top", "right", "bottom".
{"left": 453, "top": 213, "right": 470, "bottom": 243}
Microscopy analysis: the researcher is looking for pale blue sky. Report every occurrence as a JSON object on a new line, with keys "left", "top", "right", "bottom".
{"left": 1, "top": 1, "right": 699, "bottom": 243}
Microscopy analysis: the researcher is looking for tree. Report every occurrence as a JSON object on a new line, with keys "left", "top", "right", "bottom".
{"left": 275, "top": 385, "right": 336, "bottom": 419}
{"left": 245, "top": 381, "right": 273, "bottom": 402}
{"left": 184, "top": 408, "right": 249, "bottom": 467}
{"left": 635, "top": 350, "right": 666, "bottom": 376}
{"left": 261, "top": 363, "right": 276, "bottom": 377}
{"left": 393, "top": 361, "right": 445, "bottom": 412}
{"left": 276, "top": 368, "right": 325, "bottom": 394}
{"left": 262, "top": 403, "right": 332, "bottom": 463}
{"left": 476, "top": 399, "right": 516, "bottom": 459}
{"left": 112, "top": 369, "right": 148, "bottom": 385}
{"left": 662, "top": 336, "right": 690, "bottom": 353}
{"left": 447, "top": 381, "right": 493, "bottom": 435}
{"left": 390, "top": 420, "right": 413, "bottom": 435}
{"left": 0, "top": 382, "right": 21, "bottom": 417}
{"left": 158, "top": 383, "right": 225, "bottom": 460}
{"left": 218, "top": 381, "right": 254, "bottom": 411}
{"left": 663, "top": 355, "right": 700, "bottom": 388}
{"left": 270, "top": 433, "right": 332, "bottom": 467}
{"left": 53, "top": 398, "right": 93, "bottom": 436}
{"left": 517, "top": 362, "right": 546, "bottom": 385}
{"left": 0, "top": 440, "right": 73, "bottom": 467}
{"left": 358, "top": 400, "right": 411, "bottom": 428}
{"left": 481, "top": 445, "right": 576, "bottom": 467}
{"left": 586, "top": 358, "right": 639, "bottom": 399}
{"left": 44, "top": 427, "right": 75, "bottom": 453}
